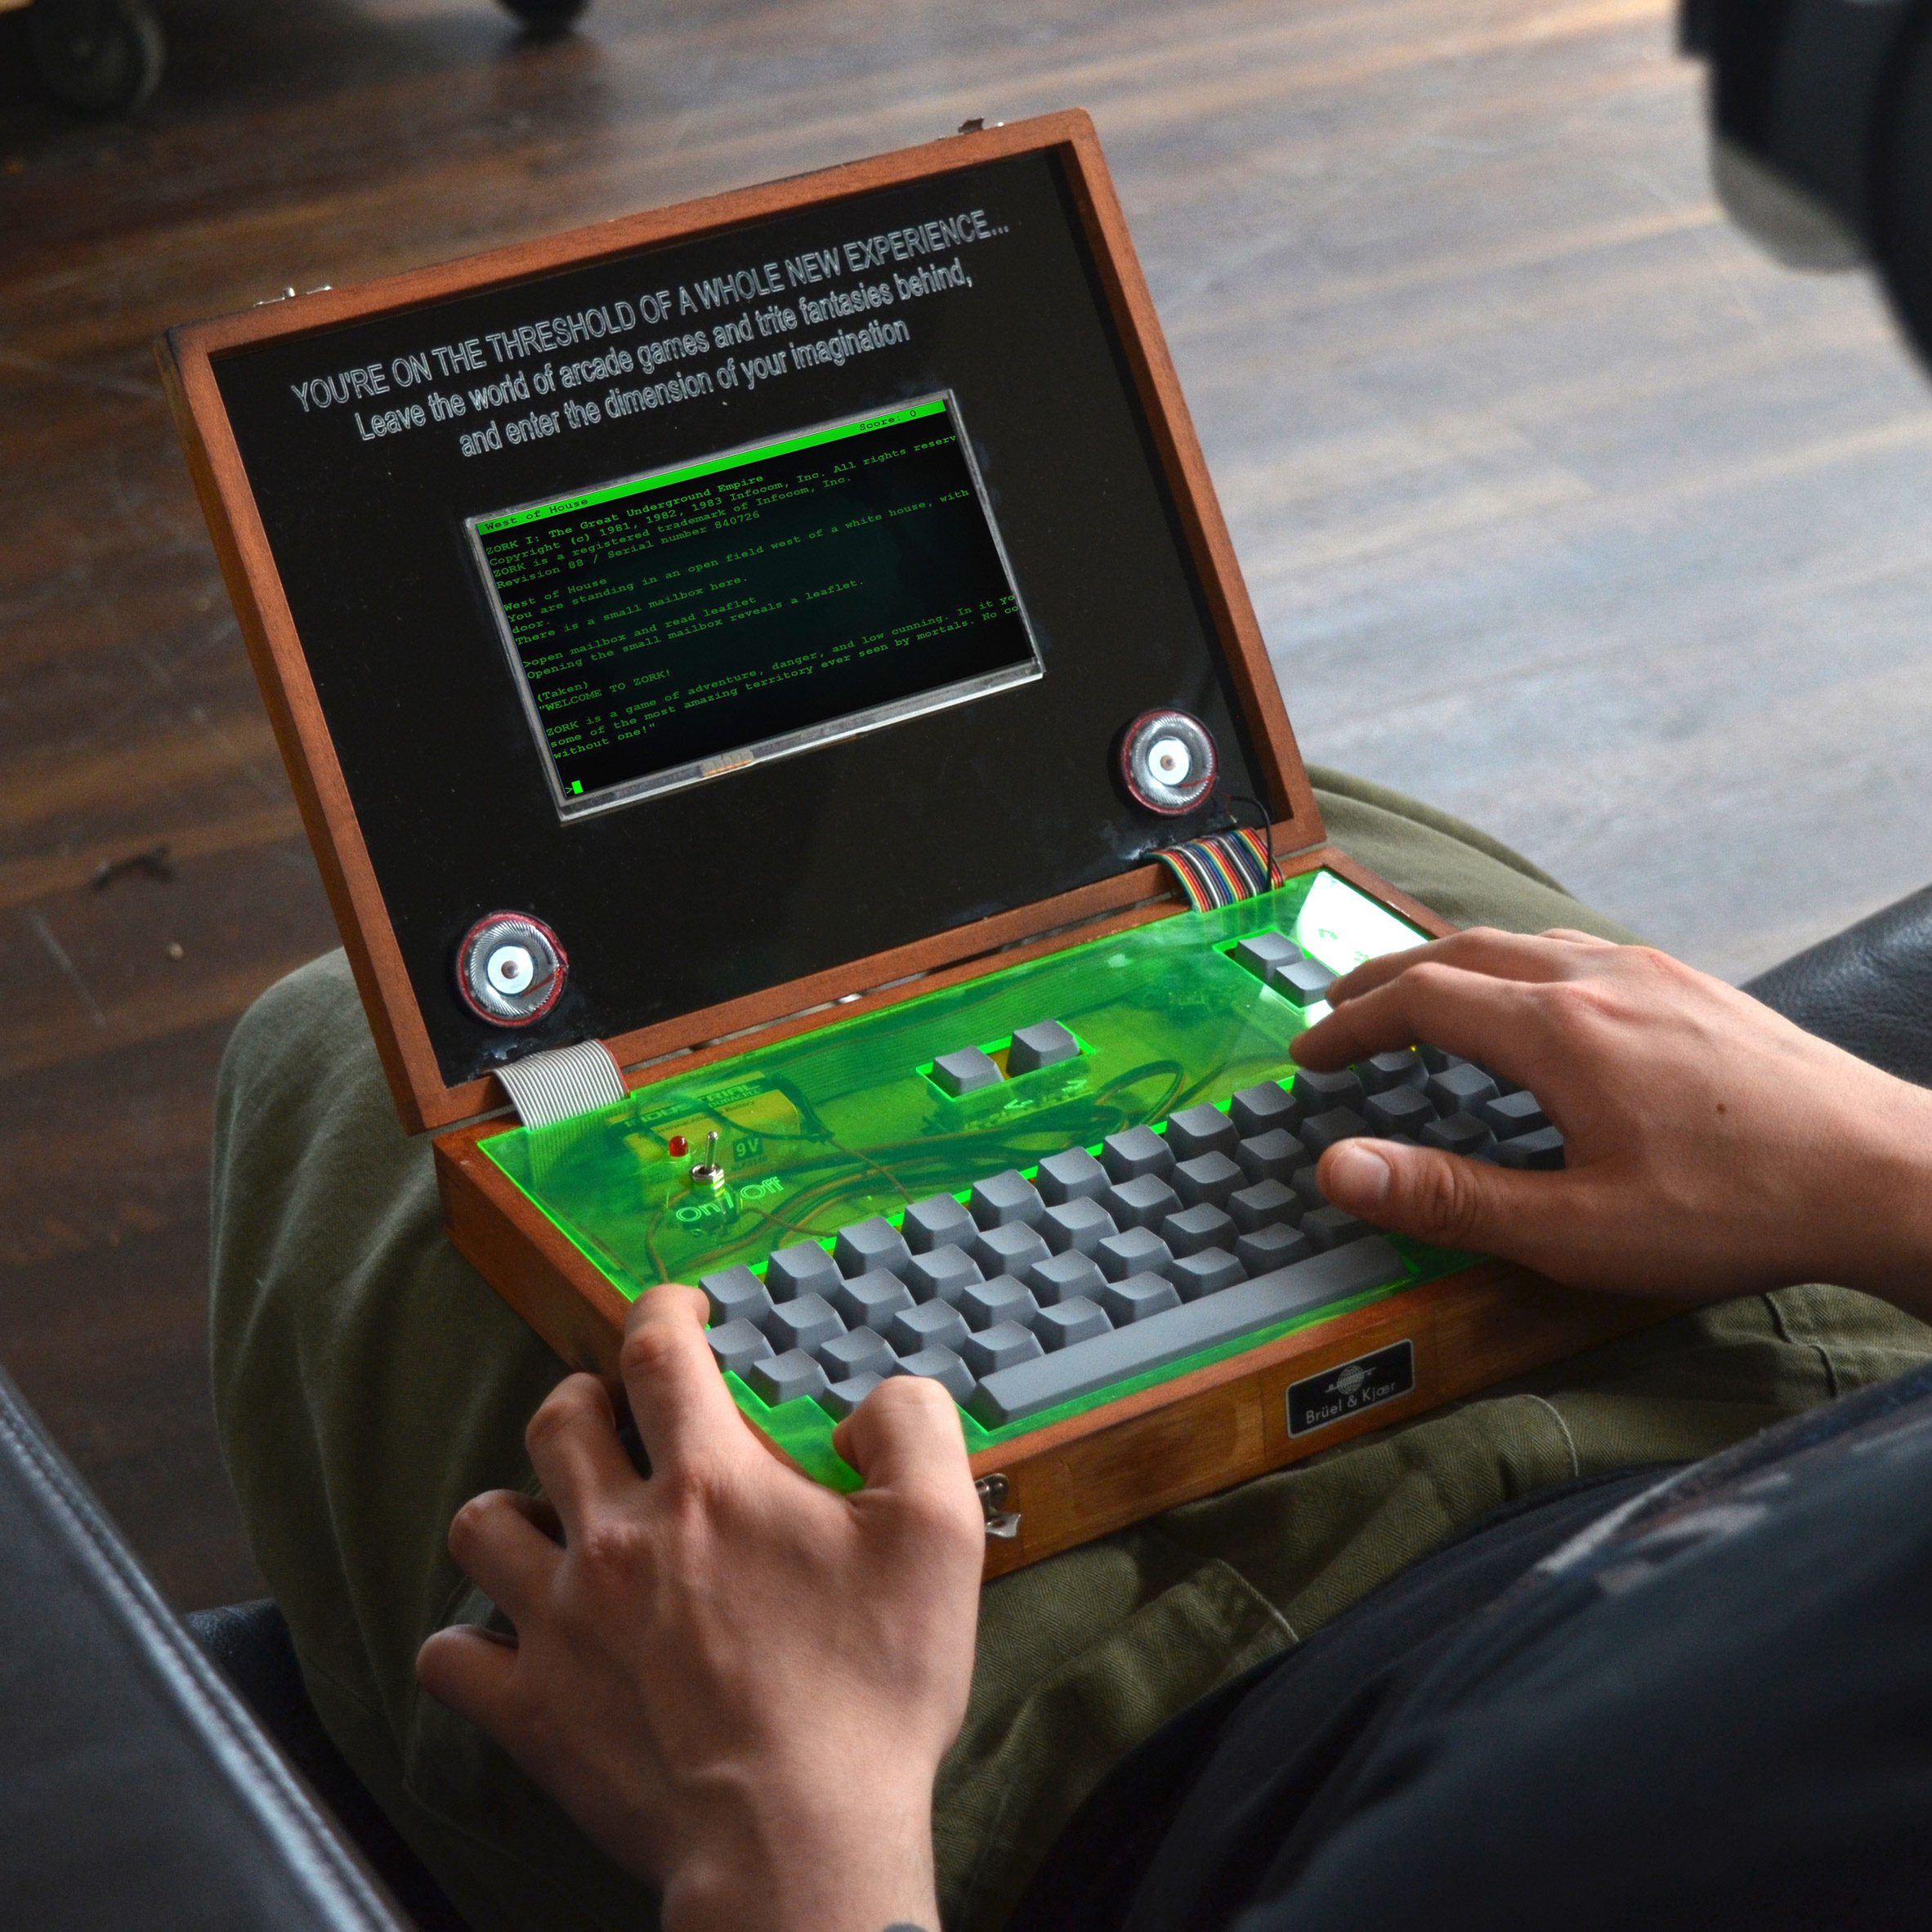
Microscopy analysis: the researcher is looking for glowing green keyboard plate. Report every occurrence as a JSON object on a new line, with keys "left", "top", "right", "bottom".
{"left": 482, "top": 869, "right": 1470, "bottom": 1487}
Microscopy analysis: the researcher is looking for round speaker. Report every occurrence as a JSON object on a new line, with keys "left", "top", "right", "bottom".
{"left": 456, "top": 912, "right": 568, "bottom": 1027}
{"left": 1119, "top": 709, "right": 1219, "bottom": 816}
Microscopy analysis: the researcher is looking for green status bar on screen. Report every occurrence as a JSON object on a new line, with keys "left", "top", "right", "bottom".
{"left": 473, "top": 398, "right": 950, "bottom": 538}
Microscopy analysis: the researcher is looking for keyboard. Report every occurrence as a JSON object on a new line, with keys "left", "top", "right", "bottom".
{"left": 700, "top": 1044, "right": 1563, "bottom": 1430}
{"left": 478, "top": 866, "right": 1567, "bottom": 1491}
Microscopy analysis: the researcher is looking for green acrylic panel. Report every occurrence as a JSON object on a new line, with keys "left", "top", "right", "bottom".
{"left": 482, "top": 868, "right": 1469, "bottom": 1487}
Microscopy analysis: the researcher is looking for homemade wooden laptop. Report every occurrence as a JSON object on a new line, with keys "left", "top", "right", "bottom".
{"left": 159, "top": 112, "right": 1654, "bottom": 1576}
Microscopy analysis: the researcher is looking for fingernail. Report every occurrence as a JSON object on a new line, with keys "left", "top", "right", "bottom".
{"left": 1326, "top": 1141, "right": 1392, "bottom": 1208}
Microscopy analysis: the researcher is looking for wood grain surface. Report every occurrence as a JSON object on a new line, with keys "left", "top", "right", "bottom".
{"left": 4, "top": 0, "right": 1930, "bottom": 1608}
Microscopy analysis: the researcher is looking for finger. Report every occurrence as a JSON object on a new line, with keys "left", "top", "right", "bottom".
{"left": 1317, "top": 1138, "right": 1560, "bottom": 1255}
{"left": 417, "top": 1624, "right": 517, "bottom": 1733}
{"left": 1540, "top": 927, "right": 1617, "bottom": 948}
{"left": 446, "top": 1488, "right": 561, "bottom": 1621}
{"left": 832, "top": 1373, "right": 973, "bottom": 1503}
{"left": 1326, "top": 928, "right": 1591, "bottom": 1008}
{"left": 619, "top": 1282, "right": 748, "bottom": 1484}
{"left": 1292, "top": 962, "right": 1544, "bottom": 1078}
{"left": 524, "top": 1375, "right": 639, "bottom": 1541}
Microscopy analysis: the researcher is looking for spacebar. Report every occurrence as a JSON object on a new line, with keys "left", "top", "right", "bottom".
{"left": 966, "top": 1237, "right": 1407, "bottom": 1427}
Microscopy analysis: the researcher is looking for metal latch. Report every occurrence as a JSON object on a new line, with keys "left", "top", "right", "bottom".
{"left": 975, "top": 1474, "right": 1021, "bottom": 1540}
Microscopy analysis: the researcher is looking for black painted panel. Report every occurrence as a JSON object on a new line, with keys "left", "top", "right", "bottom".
{"left": 212, "top": 149, "right": 1270, "bottom": 1089}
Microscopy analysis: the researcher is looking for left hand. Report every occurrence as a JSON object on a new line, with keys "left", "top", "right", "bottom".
{"left": 416, "top": 1283, "right": 985, "bottom": 1932}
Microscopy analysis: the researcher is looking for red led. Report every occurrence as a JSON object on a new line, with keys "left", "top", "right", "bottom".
{"left": 667, "top": 1134, "right": 689, "bottom": 1158}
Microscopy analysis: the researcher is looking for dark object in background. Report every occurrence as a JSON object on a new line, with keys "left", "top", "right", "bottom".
{"left": 11, "top": 0, "right": 591, "bottom": 119}
{"left": 1681, "top": 0, "right": 1932, "bottom": 374}
{"left": 20, "top": 0, "right": 164, "bottom": 114}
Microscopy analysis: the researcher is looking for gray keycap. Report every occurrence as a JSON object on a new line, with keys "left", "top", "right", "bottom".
{"left": 1008, "top": 1020, "right": 1080, "bottom": 1074}
{"left": 967, "top": 1239, "right": 1407, "bottom": 1425}
{"left": 1102, "top": 1125, "right": 1174, "bottom": 1181}
{"left": 1303, "top": 1204, "right": 1371, "bottom": 1250}
{"left": 959, "top": 1275, "right": 1042, "bottom": 1330}
{"left": 1040, "top": 1196, "right": 1118, "bottom": 1256}
{"left": 1302, "top": 1108, "right": 1371, "bottom": 1156}
{"left": 1482, "top": 1089, "right": 1550, "bottom": 1138}
{"left": 747, "top": 1349, "right": 828, "bottom": 1407}
{"left": 700, "top": 1264, "right": 772, "bottom": 1328}
{"left": 892, "top": 1346, "right": 976, "bottom": 1402}
{"left": 1163, "top": 1202, "right": 1237, "bottom": 1258}
{"left": 1104, "top": 1172, "right": 1181, "bottom": 1231}
{"left": 820, "top": 1372, "right": 883, "bottom": 1420}
{"left": 1097, "top": 1226, "right": 1174, "bottom": 1282}
{"left": 767, "top": 1291, "right": 843, "bottom": 1357}
{"left": 820, "top": 1326, "right": 895, "bottom": 1380}
{"left": 972, "top": 1221, "right": 1051, "bottom": 1278}
{"left": 829, "top": 1268, "right": 915, "bottom": 1333}
{"left": 1495, "top": 1125, "right": 1566, "bottom": 1170}
{"left": 1269, "top": 956, "right": 1335, "bottom": 1005}
{"left": 1427, "top": 1063, "right": 1498, "bottom": 1116}
{"left": 1295, "top": 1067, "right": 1366, "bottom": 1112}
{"left": 888, "top": 1300, "right": 970, "bottom": 1357}
{"left": 833, "top": 1215, "right": 913, "bottom": 1279}
{"left": 933, "top": 1046, "right": 1003, "bottom": 1097}
{"left": 1230, "top": 1080, "right": 1300, "bottom": 1138}
{"left": 906, "top": 1244, "right": 982, "bottom": 1306}
{"left": 1035, "top": 1297, "right": 1112, "bottom": 1351}
{"left": 1172, "top": 1247, "right": 1246, "bottom": 1299}
{"left": 1035, "top": 1147, "right": 1111, "bottom": 1205}
{"left": 1422, "top": 1112, "right": 1494, "bottom": 1158}
{"left": 970, "top": 1168, "right": 1046, "bottom": 1229}
{"left": 1237, "top": 1128, "right": 1306, "bottom": 1183}
{"left": 1025, "top": 1249, "right": 1106, "bottom": 1307}
{"left": 902, "top": 1192, "right": 976, "bottom": 1253}
{"left": 766, "top": 1241, "right": 840, "bottom": 1301}
{"left": 961, "top": 1322, "right": 1045, "bottom": 1378}
{"left": 1359, "top": 1049, "right": 1425, "bottom": 1093}
{"left": 1229, "top": 1178, "right": 1299, "bottom": 1233}
{"left": 1174, "top": 1150, "right": 1243, "bottom": 1208}
{"left": 1165, "top": 1102, "right": 1239, "bottom": 1161}
{"left": 1237, "top": 1223, "right": 1314, "bottom": 1273}
{"left": 708, "top": 1318, "right": 773, "bottom": 1377}
{"left": 1366, "top": 1087, "right": 1434, "bottom": 1138}
{"left": 1229, "top": 929, "right": 1304, "bottom": 980}
{"left": 1101, "top": 1272, "right": 1183, "bottom": 1325}
{"left": 1290, "top": 1164, "right": 1330, "bottom": 1211}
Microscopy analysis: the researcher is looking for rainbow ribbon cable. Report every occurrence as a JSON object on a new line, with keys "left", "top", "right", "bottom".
{"left": 1153, "top": 826, "right": 1281, "bottom": 911}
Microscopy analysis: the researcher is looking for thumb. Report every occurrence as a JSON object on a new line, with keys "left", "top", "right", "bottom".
{"left": 832, "top": 1374, "right": 972, "bottom": 1496}
{"left": 1319, "top": 1138, "right": 1541, "bottom": 1253}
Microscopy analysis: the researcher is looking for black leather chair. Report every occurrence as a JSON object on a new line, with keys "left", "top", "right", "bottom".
{"left": 10, "top": 886, "right": 1932, "bottom": 1930}
{"left": 0, "top": 1357, "right": 412, "bottom": 1930}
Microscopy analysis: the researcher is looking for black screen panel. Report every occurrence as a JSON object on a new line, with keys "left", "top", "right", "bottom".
{"left": 211, "top": 148, "right": 1271, "bottom": 1089}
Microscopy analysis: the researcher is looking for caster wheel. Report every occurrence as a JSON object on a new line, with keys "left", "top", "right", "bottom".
{"left": 498, "top": 0, "right": 589, "bottom": 34}
{"left": 27, "top": 0, "right": 163, "bottom": 114}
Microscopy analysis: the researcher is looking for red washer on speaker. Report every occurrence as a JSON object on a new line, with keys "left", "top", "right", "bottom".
{"left": 1119, "top": 709, "right": 1218, "bottom": 816}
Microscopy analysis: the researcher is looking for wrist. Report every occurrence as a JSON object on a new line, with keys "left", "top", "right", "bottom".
{"left": 661, "top": 1766, "right": 939, "bottom": 1932}
{"left": 1808, "top": 1077, "right": 1932, "bottom": 1314}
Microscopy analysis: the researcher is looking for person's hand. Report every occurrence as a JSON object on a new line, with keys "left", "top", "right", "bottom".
{"left": 416, "top": 1283, "right": 983, "bottom": 1932}
{"left": 1290, "top": 927, "right": 1932, "bottom": 1308}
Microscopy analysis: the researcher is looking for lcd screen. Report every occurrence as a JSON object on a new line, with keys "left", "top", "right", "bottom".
{"left": 467, "top": 393, "right": 1042, "bottom": 817}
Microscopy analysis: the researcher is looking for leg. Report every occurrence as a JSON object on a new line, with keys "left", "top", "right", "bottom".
{"left": 208, "top": 779, "right": 1930, "bottom": 1932}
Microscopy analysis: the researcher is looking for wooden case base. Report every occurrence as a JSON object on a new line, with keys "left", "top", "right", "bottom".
{"left": 434, "top": 847, "right": 1653, "bottom": 1579}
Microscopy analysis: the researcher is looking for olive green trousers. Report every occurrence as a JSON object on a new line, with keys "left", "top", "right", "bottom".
{"left": 208, "top": 769, "right": 1932, "bottom": 1932}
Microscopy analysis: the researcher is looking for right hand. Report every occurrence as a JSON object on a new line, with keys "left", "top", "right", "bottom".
{"left": 1289, "top": 927, "right": 1932, "bottom": 1308}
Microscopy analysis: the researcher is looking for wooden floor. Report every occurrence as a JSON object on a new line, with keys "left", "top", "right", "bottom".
{"left": 5, "top": 0, "right": 1932, "bottom": 1609}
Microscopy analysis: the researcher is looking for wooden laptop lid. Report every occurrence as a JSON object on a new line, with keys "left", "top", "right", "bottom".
{"left": 157, "top": 111, "right": 1325, "bottom": 1134}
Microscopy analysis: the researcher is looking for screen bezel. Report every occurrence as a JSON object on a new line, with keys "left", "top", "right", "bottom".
{"left": 159, "top": 114, "right": 1325, "bottom": 1133}
{"left": 465, "top": 390, "right": 1044, "bottom": 821}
